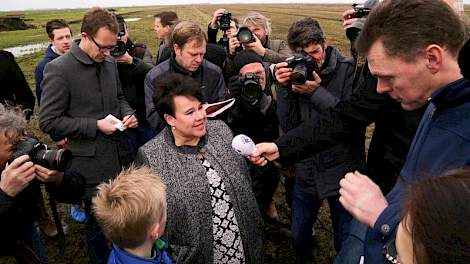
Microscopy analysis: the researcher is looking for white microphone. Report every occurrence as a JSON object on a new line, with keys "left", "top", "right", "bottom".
{"left": 232, "top": 134, "right": 256, "bottom": 156}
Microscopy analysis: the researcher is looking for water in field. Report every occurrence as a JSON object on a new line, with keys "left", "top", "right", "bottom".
{"left": 4, "top": 42, "right": 48, "bottom": 57}
{"left": 124, "top": 17, "right": 141, "bottom": 22}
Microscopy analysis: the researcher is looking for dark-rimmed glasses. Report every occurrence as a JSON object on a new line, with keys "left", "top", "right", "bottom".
{"left": 88, "top": 35, "right": 116, "bottom": 53}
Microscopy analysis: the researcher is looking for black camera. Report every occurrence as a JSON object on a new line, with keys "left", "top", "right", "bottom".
{"left": 239, "top": 73, "right": 262, "bottom": 105}
{"left": 286, "top": 53, "right": 318, "bottom": 85}
{"left": 219, "top": 11, "right": 232, "bottom": 31}
{"left": 351, "top": 3, "right": 371, "bottom": 18}
{"left": 110, "top": 15, "right": 127, "bottom": 57}
{"left": 237, "top": 27, "right": 255, "bottom": 44}
{"left": 11, "top": 137, "right": 72, "bottom": 171}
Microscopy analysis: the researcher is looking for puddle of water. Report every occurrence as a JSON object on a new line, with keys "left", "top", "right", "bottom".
{"left": 4, "top": 42, "right": 48, "bottom": 57}
{"left": 124, "top": 17, "right": 141, "bottom": 22}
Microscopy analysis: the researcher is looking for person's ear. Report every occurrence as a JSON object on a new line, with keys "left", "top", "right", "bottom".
{"left": 323, "top": 37, "right": 329, "bottom": 47}
{"left": 164, "top": 113, "right": 176, "bottom": 127}
{"left": 150, "top": 223, "right": 161, "bottom": 240}
{"left": 425, "top": 44, "right": 443, "bottom": 74}
{"left": 174, "top": 44, "right": 182, "bottom": 56}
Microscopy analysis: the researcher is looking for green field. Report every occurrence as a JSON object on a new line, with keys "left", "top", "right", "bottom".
{"left": 1, "top": 4, "right": 468, "bottom": 264}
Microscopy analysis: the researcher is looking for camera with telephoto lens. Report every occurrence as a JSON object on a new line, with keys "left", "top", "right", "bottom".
{"left": 351, "top": 3, "right": 371, "bottom": 18}
{"left": 237, "top": 27, "right": 255, "bottom": 44}
{"left": 239, "top": 73, "right": 263, "bottom": 105}
{"left": 110, "top": 15, "right": 127, "bottom": 57}
{"left": 286, "top": 53, "right": 319, "bottom": 85}
{"left": 218, "top": 11, "right": 232, "bottom": 31}
{"left": 10, "top": 137, "right": 72, "bottom": 171}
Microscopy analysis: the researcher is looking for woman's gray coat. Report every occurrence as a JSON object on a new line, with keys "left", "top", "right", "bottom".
{"left": 136, "top": 120, "right": 263, "bottom": 264}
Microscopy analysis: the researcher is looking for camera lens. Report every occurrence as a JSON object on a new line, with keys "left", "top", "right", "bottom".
{"left": 237, "top": 27, "right": 254, "bottom": 44}
{"left": 33, "top": 149, "right": 72, "bottom": 171}
{"left": 110, "top": 41, "right": 127, "bottom": 57}
{"left": 291, "top": 63, "right": 308, "bottom": 85}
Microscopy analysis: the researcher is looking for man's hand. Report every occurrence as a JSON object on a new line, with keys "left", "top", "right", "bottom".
{"left": 243, "top": 35, "right": 266, "bottom": 57}
{"left": 35, "top": 165, "right": 64, "bottom": 185}
{"left": 229, "top": 36, "right": 241, "bottom": 56}
{"left": 247, "top": 142, "right": 280, "bottom": 166}
{"left": 122, "top": 114, "right": 138, "bottom": 129}
{"left": 292, "top": 71, "right": 321, "bottom": 94}
{"left": 343, "top": 9, "right": 361, "bottom": 30}
{"left": 97, "top": 118, "right": 118, "bottom": 135}
{"left": 274, "top": 62, "right": 292, "bottom": 86}
{"left": 115, "top": 52, "right": 133, "bottom": 65}
{"left": 339, "top": 171, "right": 388, "bottom": 227}
{"left": 210, "top": 8, "right": 226, "bottom": 29}
{"left": 0, "top": 155, "right": 36, "bottom": 197}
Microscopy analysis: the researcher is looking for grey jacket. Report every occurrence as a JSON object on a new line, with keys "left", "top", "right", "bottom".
{"left": 144, "top": 54, "right": 227, "bottom": 132}
{"left": 263, "top": 38, "right": 292, "bottom": 63}
{"left": 39, "top": 42, "right": 134, "bottom": 197}
{"left": 277, "top": 46, "right": 365, "bottom": 198}
{"left": 136, "top": 120, "right": 263, "bottom": 264}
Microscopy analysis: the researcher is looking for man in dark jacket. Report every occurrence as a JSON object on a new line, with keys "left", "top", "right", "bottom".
{"left": 114, "top": 15, "right": 155, "bottom": 155}
{"left": 274, "top": 17, "right": 365, "bottom": 262}
{"left": 35, "top": 19, "right": 72, "bottom": 106}
{"left": 251, "top": 1, "right": 469, "bottom": 263}
{"left": 153, "top": 11, "right": 178, "bottom": 65}
{"left": 0, "top": 103, "right": 84, "bottom": 262}
{"left": 226, "top": 50, "right": 280, "bottom": 219}
{"left": 0, "top": 50, "right": 35, "bottom": 120}
{"left": 144, "top": 20, "right": 227, "bottom": 133}
{"left": 39, "top": 8, "right": 137, "bottom": 263}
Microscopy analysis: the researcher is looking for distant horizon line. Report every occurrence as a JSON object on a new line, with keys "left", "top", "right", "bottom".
{"left": 1, "top": 1, "right": 469, "bottom": 12}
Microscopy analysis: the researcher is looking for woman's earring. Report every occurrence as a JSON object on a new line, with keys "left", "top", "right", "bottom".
{"left": 172, "top": 126, "right": 176, "bottom": 130}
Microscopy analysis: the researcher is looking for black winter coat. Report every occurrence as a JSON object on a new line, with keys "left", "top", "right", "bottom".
{"left": 0, "top": 50, "right": 35, "bottom": 119}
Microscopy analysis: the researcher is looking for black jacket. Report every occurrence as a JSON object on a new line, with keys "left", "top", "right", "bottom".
{"left": 226, "top": 62, "right": 278, "bottom": 143}
{"left": 275, "top": 62, "right": 425, "bottom": 194}
{"left": 117, "top": 39, "right": 154, "bottom": 127}
{"left": 277, "top": 46, "right": 365, "bottom": 198}
{"left": 0, "top": 170, "right": 84, "bottom": 254}
{"left": 0, "top": 50, "right": 35, "bottom": 119}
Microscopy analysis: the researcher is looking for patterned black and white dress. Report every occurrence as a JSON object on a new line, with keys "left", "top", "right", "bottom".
{"left": 199, "top": 156, "right": 245, "bottom": 264}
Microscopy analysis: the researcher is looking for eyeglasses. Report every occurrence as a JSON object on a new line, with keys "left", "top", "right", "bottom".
{"left": 88, "top": 35, "right": 116, "bottom": 53}
{"left": 383, "top": 238, "right": 401, "bottom": 264}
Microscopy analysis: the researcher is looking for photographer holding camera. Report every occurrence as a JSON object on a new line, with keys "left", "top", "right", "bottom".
{"left": 207, "top": 8, "right": 239, "bottom": 45}
{"left": 113, "top": 15, "right": 155, "bottom": 155}
{"left": 0, "top": 104, "right": 84, "bottom": 262}
{"left": 225, "top": 50, "right": 280, "bottom": 219}
{"left": 274, "top": 17, "right": 365, "bottom": 263}
{"left": 227, "top": 12, "right": 292, "bottom": 63}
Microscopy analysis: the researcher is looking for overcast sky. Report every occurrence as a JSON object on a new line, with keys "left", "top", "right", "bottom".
{"left": 1, "top": 0, "right": 467, "bottom": 12}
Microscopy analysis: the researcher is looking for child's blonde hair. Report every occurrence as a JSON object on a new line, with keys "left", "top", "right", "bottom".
{"left": 93, "top": 166, "right": 166, "bottom": 249}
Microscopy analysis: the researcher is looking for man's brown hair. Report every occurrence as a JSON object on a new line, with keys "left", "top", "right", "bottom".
{"left": 169, "top": 20, "right": 207, "bottom": 50}
{"left": 80, "top": 7, "right": 118, "bottom": 37}
{"left": 154, "top": 11, "right": 178, "bottom": 27}
{"left": 356, "top": 0, "right": 466, "bottom": 62}
{"left": 93, "top": 166, "right": 167, "bottom": 249}
{"left": 46, "top": 19, "right": 71, "bottom": 39}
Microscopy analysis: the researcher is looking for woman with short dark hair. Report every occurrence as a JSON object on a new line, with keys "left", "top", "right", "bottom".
{"left": 136, "top": 73, "right": 263, "bottom": 264}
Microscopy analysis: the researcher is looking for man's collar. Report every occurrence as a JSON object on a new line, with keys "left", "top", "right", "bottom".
{"left": 70, "top": 40, "right": 95, "bottom": 65}
{"left": 429, "top": 78, "right": 470, "bottom": 108}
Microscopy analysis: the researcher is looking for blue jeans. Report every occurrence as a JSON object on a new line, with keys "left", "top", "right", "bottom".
{"left": 84, "top": 200, "right": 111, "bottom": 264}
{"left": 333, "top": 219, "right": 367, "bottom": 264}
{"left": 291, "top": 184, "right": 353, "bottom": 263}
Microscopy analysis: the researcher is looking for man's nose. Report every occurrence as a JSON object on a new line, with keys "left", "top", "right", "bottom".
{"left": 376, "top": 78, "right": 391, "bottom": 94}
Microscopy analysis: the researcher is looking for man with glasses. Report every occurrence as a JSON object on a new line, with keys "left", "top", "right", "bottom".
{"left": 39, "top": 7, "right": 137, "bottom": 264}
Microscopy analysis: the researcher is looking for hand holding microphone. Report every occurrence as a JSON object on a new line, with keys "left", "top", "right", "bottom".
{"left": 232, "top": 135, "right": 280, "bottom": 166}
